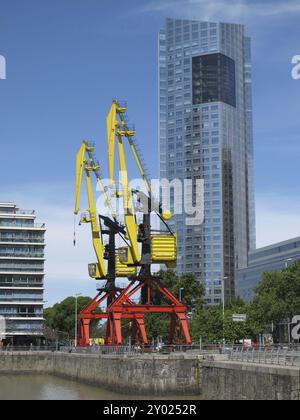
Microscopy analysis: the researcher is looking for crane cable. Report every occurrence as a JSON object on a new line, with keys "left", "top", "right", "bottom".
{"left": 73, "top": 215, "right": 77, "bottom": 246}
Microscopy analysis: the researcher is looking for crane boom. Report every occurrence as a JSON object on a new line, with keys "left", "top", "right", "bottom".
{"left": 106, "top": 101, "right": 117, "bottom": 184}
{"left": 106, "top": 101, "right": 141, "bottom": 264}
{"left": 106, "top": 100, "right": 175, "bottom": 269}
{"left": 75, "top": 140, "right": 106, "bottom": 278}
{"left": 75, "top": 142, "right": 86, "bottom": 216}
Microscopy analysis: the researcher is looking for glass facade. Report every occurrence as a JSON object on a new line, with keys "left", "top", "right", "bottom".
{"left": 158, "top": 19, "right": 256, "bottom": 305}
{"left": 0, "top": 203, "right": 46, "bottom": 344}
{"left": 192, "top": 53, "right": 236, "bottom": 107}
{"left": 237, "top": 237, "right": 300, "bottom": 302}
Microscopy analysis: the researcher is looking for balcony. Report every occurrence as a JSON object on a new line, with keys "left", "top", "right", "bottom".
{"left": 0, "top": 297, "right": 43, "bottom": 302}
{"left": 4, "top": 319, "right": 44, "bottom": 333}
{"left": 0, "top": 207, "right": 35, "bottom": 216}
{"left": 0, "top": 223, "right": 46, "bottom": 230}
{"left": 9, "top": 209, "right": 35, "bottom": 215}
{"left": 0, "top": 262, "right": 45, "bottom": 272}
{"left": 3, "top": 330, "right": 44, "bottom": 336}
{"left": 0, "top": 251, "right": 44, "bottom": 258}
{"left": 0, "top": 271, "right": 45, "bottom": 276}
{"left": 0, "top": 237, "right": 45, "bottom": 244}
{"left": 0, "top": 266, "right": 45, "bottom": 276}
{"left": 0, "top": 284, "right": 43, "bottom": 289}
{"left": 0, "top": 314, "right": 43, "bottom": 319}
{"left": 0, "top": 300, "right": 44, "bottom": 305}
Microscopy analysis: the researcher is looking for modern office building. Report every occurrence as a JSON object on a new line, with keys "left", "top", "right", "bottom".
{"left": 158, "top": 19, "right": 255, "bottom": 304}
{"left": 237, "top": 237, "right": 300, "bottom": 302}
{"left": 0, "top": 203, "right": 46, "bottom": 345}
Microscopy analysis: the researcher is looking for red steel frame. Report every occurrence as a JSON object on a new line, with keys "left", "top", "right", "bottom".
{"left": 77, "top": 276, "right": 191, "bottom": 346}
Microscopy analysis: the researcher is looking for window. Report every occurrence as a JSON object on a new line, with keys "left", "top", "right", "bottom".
{"left": 192, "top": 53, "right": 236, "bottom": 107}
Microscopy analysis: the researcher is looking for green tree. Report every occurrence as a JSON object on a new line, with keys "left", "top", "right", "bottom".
{"left": 191, "top": 305, "right": 223, "bottom": 344}
{"left": 44, "top": 296, "right": 97, "bottom": 339}
{"left": 156, "top": 270, "right": 205, "bottom": 311}
{"left": 142, "top": 270, "right": 205, "bottom": 342}
{"left": 191, "top": 298, "right": 261, "bottom": 344}
{"left": 249, "top": 260, "right": 300, "bottom": 339}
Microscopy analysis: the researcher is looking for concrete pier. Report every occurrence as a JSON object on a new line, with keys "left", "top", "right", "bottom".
{"left": 0, "top": 352, "right": 203, "bottom": 396}
{"left": 0, "top": 352, "right": 300, "bottom": 399}
{"left": 201, "top": 360, "right": 300, "bottom": 400}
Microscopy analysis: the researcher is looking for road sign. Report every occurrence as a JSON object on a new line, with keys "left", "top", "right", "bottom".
{"left": 232, "top": 314, "right": 247, "bottom": 322}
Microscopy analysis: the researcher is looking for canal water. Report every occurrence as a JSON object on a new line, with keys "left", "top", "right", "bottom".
{"left": 0, "top": 374, "right": 201, "bottom": 400}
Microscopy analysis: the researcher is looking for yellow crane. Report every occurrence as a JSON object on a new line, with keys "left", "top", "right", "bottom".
{"left": 75, "top": 99, "right": 191, "bottom": 347}
{"left": 74, "top": 139, "right": 136, "bottom": 280}
{"left": 106, "top": 99, "right": 176, "bottom": 271}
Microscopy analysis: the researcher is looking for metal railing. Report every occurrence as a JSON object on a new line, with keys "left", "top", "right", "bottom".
{"left": 0, "top": 237, "right": 45, "bottom": 244}
{"left": 60, "top": 343, "right": 222, "bottom": 355}
{"left": 0, "top": 283, "right": 43, "bottom": 288}
{"left": 0, "top": 209, "right": 35, "bottom": 215}
{"left": 0, "top": 223, "right": 45, "bottom": 229}
{"left": 0, "top": 345, "right": 57, "bottom": 352}
{"left": 61, "top": 345, "right": 138, "bottom": 355}
{"left": 230, "top": 346, "right": 300, "bottom": 367}
{"left": 0, "top": 251, "right": 44, "bottom": 258}
{"left": 0, "top": 343, "right": 230, "bottom": 355}
{"left": 0, "top": 298, "right": 43, "bottom": 302}
{"left": 14, "top": 210, "right": 35, "bottom": 215}
{"left": 0, "top": 314, "right": 43, "bottom": 318}
{"left": 0, "top": 265, "right": 44, "bottom": 272}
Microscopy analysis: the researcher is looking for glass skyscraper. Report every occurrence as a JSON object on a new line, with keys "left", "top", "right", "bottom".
{"left": 158, "top": 19, "right": 255, "bottom": 304}
{"left": 0, "top": 203, "right": 46, "bottom": 345}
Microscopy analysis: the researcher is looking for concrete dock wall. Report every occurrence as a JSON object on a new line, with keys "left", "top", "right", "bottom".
{"left": 0, "top": 352, "right": 202, "bottom": 396}
{"left": 0, "top": 352, "right": 300, "bottom": 399}
{"left": 201, "top": 360, "right": 300, "bottom": 400}
{"left": 52, "top": 352, "right": 201, "bottom": 395}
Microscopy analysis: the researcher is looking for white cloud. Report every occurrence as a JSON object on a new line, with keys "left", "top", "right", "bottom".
{"left": 142, "top": 0, "right": 300, "bottom": 21}
{"left": 256, "top": 193, "right": 300, "bottom": 248}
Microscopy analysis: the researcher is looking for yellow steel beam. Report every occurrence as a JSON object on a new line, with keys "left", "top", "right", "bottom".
{"left": 118, "top": 111, "right": 151, "bottom": 194}
{"left": 117, "top": 133, "right": 140, "bottom": 263}
{"left": 75, "top": 142, "right": 86, "bottom": 215}
{"left": 74, "top": 140, "right": 107, "bottom": 279}
{"left": 106, "top": 100, "right": 117, "bottom": 185}
{"left": 85, "top": 166, "right": 106, "bottom": 277}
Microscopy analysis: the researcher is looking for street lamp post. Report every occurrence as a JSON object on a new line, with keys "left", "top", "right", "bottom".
{"left": 287, "top": 318, "right": 291, "bottom": 347}
{"left": 42, "top": 301, "right": 48, "bottom": 346}
{"left": 179, "top": 287, "right": 184, "bottom": 302}
{"left": 222, "top": 277, "right": 228, "bottom": 346}
{"left": 285, "top": 259, "right": 292, "bottom": 345}
{"left": 74, "top": 293, "right": 82, "bottom": 347}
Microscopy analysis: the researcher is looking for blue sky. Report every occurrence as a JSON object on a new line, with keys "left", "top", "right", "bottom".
{"left": 0, "top": 0, "right": 300, "bottom": 305}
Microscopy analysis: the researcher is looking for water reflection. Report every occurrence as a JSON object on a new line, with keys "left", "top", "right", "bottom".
{"left": 0, "top": 375, "right": 201, "bottom": 400}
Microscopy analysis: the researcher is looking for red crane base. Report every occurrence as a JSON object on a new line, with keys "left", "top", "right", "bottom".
{"left": 77, "top": 276, "right": 191, "bottom": 346}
